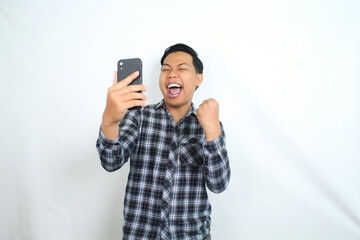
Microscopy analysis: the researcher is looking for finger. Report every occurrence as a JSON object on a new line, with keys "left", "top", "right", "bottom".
{"left": 112, "top": 71, "right": 117, "bottom": 86}
{"left": 125, "top": 84, "right": 147, "bottom": 93}
{"left": 116, "top": 92, "right": 147, "bottom": 102}
{"left": 113, "top": 71, "right": 140, "bottom": 89}
{"left": 109, "top": 89, "right": 147, "bottom": 103}
{"left": 109, "top": 84, "right": 147, "bottom": 95}
{"left": 123, "top": 99, "right": 147, "bottom": 109}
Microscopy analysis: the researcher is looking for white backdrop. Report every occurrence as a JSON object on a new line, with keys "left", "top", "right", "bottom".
{"left": 1, "top": 0, "right": 359, "bottom": 239}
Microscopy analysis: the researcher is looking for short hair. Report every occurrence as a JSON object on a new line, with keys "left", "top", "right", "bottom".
{"left": 160, "top": 43, "right": 204, "bottom": 74}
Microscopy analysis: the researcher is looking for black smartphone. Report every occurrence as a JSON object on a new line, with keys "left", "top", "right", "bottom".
{"left": 117, "top": 58, "right": 143, "bottom": 110}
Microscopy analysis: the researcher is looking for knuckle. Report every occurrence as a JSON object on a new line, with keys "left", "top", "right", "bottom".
{"left": 140, "top": 93, "right": 147, "bottom": 100}
{"left": 209, "top": 98, "right": 217, "bottom": 103}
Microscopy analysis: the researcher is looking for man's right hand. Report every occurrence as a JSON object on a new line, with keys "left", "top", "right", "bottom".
{"left": 101, "top": 71, "right": 147, "bottom": 140}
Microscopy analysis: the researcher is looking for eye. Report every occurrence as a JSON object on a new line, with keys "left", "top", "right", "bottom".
{"left": 179, "top": 68, "right": 188, "bottom": 71}
{"left": 162, "top": 68, "right": 170, "bottom": 72}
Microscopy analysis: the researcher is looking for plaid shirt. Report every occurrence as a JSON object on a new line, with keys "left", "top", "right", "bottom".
{"left": 96, "top": 100, "right": 230, "bottom": 240}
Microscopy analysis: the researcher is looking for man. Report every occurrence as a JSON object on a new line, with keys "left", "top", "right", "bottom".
{"left": 96, "top": 43, "right": 230, "bottom": 240}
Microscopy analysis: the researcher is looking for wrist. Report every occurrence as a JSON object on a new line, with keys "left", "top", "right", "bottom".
{"left": 102, "top": 110, "right": 118, "bottom": 126}
{"left": 204, "top": 123, "right": 221, "bottom": 141}
{"left": 101, "top": 114, "right": 120, "bottom": 141}
{"left": 101, "top": 118, "right": 117, "bottom": 128}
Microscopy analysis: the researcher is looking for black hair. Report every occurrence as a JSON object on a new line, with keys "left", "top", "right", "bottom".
{"left": 160, "top": 43, "right": 204, "bottom": 74}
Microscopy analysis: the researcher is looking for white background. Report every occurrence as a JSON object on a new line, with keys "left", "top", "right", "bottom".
{"left": 1, "top": 0, "right": 360, "bottom": 239}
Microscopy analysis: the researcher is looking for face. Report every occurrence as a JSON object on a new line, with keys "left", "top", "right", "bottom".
{"left": 159, "top": 51, "right": 203, "bottom": 111}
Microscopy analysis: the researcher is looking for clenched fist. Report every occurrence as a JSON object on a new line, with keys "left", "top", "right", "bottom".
{"left": 101, "top": 71, "right": 147, "bottom": 140}
{"left": 196, "top": 98, "right": 221, "bottom": 141}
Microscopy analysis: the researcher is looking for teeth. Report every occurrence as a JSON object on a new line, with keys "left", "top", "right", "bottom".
{"left": 168, "top": 83, "right": 181, "bottom": 88}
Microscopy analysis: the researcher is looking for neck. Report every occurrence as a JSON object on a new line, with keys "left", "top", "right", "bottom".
{"left": 165, "top": 102, "right": 192, "bottom": 124}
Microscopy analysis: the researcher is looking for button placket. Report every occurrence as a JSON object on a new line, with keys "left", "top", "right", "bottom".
{"left": 160, "top": 125, "right": 178, "bottom": 239}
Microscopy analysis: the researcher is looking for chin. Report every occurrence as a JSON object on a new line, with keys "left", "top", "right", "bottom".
{"left": 165, "top": 98, "right": 191, "bottom": 110}
{"left": 164, "top": 99, "right": 181, "bottom": 108}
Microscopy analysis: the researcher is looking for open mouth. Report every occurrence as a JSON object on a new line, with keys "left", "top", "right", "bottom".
{"left": 167, "top": 83, "right": 182, "bottom": 98}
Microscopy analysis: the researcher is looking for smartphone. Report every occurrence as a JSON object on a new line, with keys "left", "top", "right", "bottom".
{"left": 117, "top": 58, "right": 143, "bottom": 110}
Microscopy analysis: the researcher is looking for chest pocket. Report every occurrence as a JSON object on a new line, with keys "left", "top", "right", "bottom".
{"left": 178, "top": 137, "right": 205, "bottom": 166}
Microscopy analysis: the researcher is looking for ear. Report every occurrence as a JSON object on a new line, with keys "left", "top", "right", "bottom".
{"left": 196, "top": 74, "right": 203, "bottom": 87}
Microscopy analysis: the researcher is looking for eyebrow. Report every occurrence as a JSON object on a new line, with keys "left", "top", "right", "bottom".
{"left": 162, "top": 63, "right": 190, "bottom": 67}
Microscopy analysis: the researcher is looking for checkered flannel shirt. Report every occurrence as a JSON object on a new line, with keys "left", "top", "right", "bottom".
{"left": 96, "top": 100, "right": 230, "bottom": 240}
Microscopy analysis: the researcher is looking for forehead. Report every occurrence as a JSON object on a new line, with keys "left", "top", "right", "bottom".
{"left": 163, "top": 51, "right": 193, "bottom": 65}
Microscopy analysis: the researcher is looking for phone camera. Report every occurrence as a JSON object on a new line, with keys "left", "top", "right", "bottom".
{"left": 119, "top": 62, "right": 123, "bottom": 66}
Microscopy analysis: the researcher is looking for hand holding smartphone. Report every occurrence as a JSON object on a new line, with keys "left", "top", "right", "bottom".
{"left": 117, "top": 58, "right": 143, "bottom": 110}
{"left": 101, "top": 58, "right": 145, "bottom": 140}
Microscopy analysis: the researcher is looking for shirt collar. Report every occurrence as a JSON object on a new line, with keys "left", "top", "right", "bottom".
{"left": 155, "top": 100, "right": 165, "bottom": 109}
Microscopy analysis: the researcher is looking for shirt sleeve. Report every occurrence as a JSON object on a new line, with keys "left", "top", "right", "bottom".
{"left": 96, "top": 110, "right": 140, "bottom": 172}
{"left": 203, "top": 123, "right": 231, "bottom": 193}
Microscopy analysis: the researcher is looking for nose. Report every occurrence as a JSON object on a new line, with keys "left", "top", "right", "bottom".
{"left": 167, "top": 69, "right": 177, "bottom": 78}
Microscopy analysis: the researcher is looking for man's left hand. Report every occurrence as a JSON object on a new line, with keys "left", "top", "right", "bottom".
{"left": 196, "top": 98, "right": 221, "bottom": 141}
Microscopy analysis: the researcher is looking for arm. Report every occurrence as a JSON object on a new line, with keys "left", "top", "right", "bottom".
{"left": 203, "top": 125, "right": 231, "bottom": 193}
{"left": 96, "top": 110, "right": 140, "bottom": 172}
{"left": 197, "top": 98, "right": 230, "bottom": 193}
{"left": 102, "top": 71, "right": 146, "bottom": 140}
{"left": 96, "top": 71, "right": 146, "bottom": 172}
